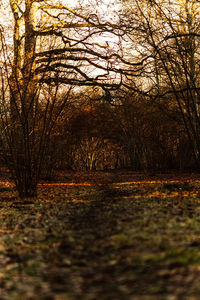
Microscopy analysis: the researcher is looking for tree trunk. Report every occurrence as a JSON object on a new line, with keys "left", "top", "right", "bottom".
{"left": 8, "top": 0, "right": 39, "bottom": 199}
{"left": 17, "top": 177, "right": 37, "bottom": 199}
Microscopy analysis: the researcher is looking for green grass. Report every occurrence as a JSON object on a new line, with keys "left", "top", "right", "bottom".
{"left": 162, "top": 181, "right": 194, "bottom": 191}
{"left": 0, "top": 186, "right": 13, "bottom": 192}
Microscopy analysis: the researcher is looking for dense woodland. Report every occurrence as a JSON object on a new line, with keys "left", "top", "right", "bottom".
{"left": 39, "top": 88, "right": 194, "bottom": 176}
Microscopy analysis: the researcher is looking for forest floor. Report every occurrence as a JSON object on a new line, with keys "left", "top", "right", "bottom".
{"left": 1, "top": 170, "right": 200, "bottom": 299}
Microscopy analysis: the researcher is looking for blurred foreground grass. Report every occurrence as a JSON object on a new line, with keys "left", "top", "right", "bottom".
{"left": 0, "top": 175, "right": 200, "bottom": 299}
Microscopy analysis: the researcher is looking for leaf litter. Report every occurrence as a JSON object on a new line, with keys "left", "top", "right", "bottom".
{"left": 0, "top": 171, "right": 200, "bottom": 298}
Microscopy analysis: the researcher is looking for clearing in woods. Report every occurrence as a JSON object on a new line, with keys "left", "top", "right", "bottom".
{"left": 0, "top": 170, "right": 200, "bottom": 299}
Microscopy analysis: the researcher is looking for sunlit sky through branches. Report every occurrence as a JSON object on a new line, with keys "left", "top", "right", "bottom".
{"left": 0, "top": 0, "right": 124, "bottom": 91}
{"left": 0, "top": 0, "right": 122, "bottom": 49}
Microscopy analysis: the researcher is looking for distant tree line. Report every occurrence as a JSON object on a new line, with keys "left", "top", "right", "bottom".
{"left": 39, "top": 88, "right": 195, "bottom": 178}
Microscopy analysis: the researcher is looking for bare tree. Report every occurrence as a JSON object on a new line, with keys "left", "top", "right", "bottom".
{"left": 119, "top": 0, "right": 200, "bottom": 165}
{"left": 3, "top": 0, "right": 198, "bottom": 198}
{"left": 0, "top": 0, "right": 140, "bottom": 198}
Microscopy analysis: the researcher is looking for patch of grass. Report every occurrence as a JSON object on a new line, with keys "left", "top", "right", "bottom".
{"left": 164, "top": 247, "right": 200, "bottom": 266}
{"left": 0, "top": 186, "right": 13, "bottom": 192}
{"left": 162, "top": 181, "right": 194, "bottom": 191}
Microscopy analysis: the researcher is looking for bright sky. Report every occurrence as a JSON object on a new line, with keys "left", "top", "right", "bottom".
{"left": 0, "top": 0, "right": 122, "bottom": 32}
{"left": 0, "top": 0, "right": 122, "bottom": 81}
{"left": 62, "top": 0, "right": 122, "bottom": 24}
